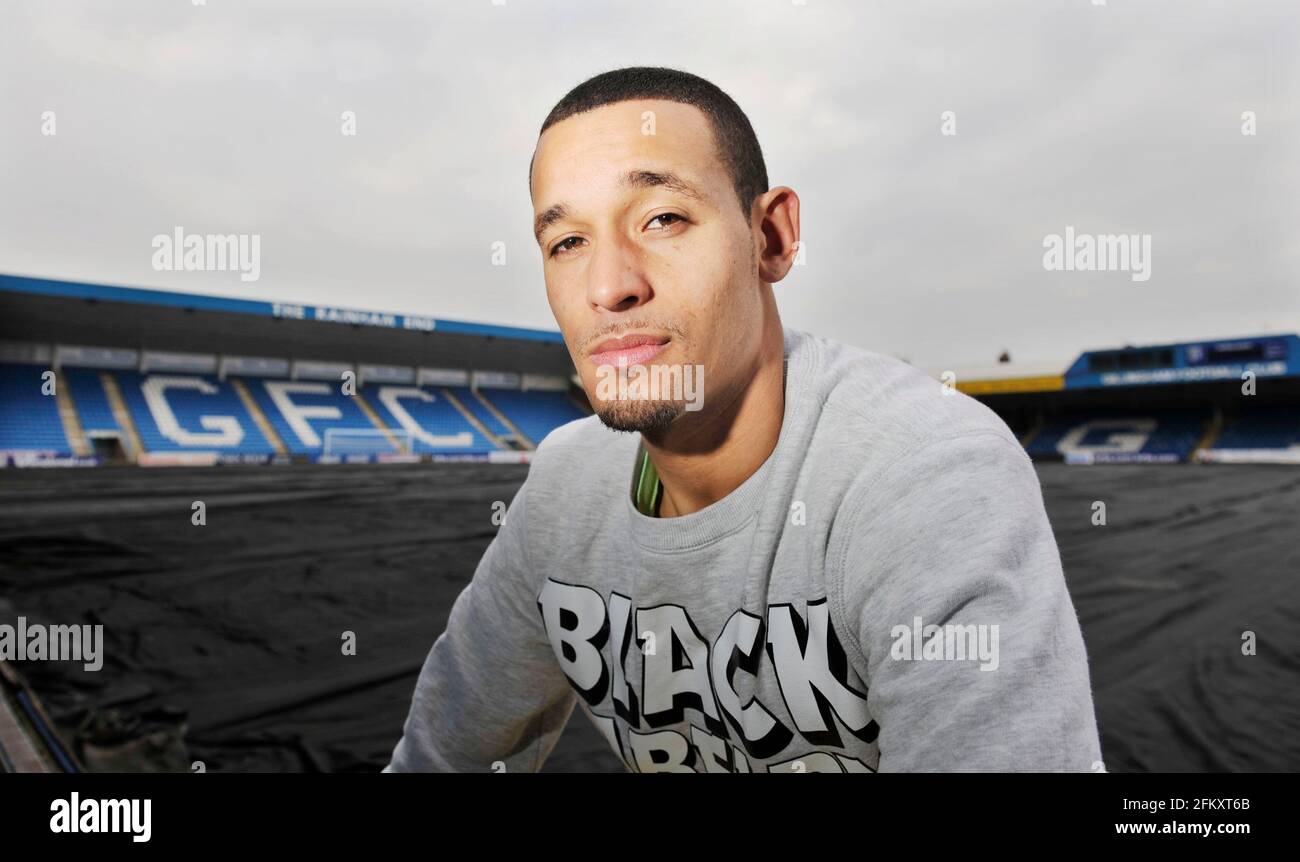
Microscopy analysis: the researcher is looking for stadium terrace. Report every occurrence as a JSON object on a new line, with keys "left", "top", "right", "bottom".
{"left": 1, "top": 273, "right": 1298, "bottom": 468}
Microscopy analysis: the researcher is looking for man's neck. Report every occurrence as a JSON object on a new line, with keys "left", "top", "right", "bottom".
{"left": 641, "top": 319, "right": 786, "bottom": 518}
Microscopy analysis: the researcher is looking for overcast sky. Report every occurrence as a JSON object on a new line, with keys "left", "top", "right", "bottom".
{"left": 1, "top": 0, "right": 1296, "bottom": 368}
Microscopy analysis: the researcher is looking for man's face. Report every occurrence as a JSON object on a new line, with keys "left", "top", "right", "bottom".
{"left": 530, "top": 99, "right": 763, "bottom": 435}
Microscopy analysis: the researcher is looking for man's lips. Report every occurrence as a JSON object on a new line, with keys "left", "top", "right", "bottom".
{"left": 587, "top": 334, "right": 670, "bottom": 367}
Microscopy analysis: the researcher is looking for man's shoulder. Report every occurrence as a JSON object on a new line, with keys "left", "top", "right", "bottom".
{"left": 803, "top": 331, "right": 1023, "bottom": 464}
{"left": 525, "top": 413, "right": 638, "bottom": 493}
{"left": 532, "top": 412, "right": 624, "bottom": 456}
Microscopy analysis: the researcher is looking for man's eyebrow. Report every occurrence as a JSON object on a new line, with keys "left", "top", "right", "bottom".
{"left": 533, "top": 170, "right": 706, "bottom": 244}
{"left": 622, "top": 169, "right": 706, "bottom": 201}
{"left": 534, "top": 203, "right": 568, "bottom": 244}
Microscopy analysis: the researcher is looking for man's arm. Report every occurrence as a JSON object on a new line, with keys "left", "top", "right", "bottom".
{"left": 384, "top": 476, "right": 576, "bottom": 772}
{"left": 829, "top": 430, "right": 1102, "bottom": 772}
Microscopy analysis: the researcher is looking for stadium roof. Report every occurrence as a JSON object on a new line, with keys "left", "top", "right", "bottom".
{"left": 0, "top": 273, "right": 576, "bottom": 376}
{"left": 925, "top": 359, "right": 1069, "bottom": 395}
{"left": 0, "top": 273, "right": 564, "bottom": 342}
{"left": 932, "top": 334, "right": 1300, "bottom": 395}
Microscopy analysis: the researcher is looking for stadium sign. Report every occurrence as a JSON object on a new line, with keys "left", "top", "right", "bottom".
{"left": 313, "top": 306, "right": 399, "bottom": 327}
{"left": 2, "top": 274, "right": 564, "bottom": 344}
{"left": 1064, "top": 335, "right": 1300, "bottom": 390}
{"left": 1096, "top": 361, "right": 1287, "bottom": 387}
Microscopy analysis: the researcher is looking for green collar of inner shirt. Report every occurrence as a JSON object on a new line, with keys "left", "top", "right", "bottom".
{"left": 630, "top": 357, "right": 787, "bottom": 519}
{"left": 633, "top": 443, "right": 663, "bottom": 517}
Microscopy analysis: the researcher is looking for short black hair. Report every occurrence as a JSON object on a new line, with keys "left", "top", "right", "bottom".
{"left": 533, "top": 66, "right": 769, "bottom": 217}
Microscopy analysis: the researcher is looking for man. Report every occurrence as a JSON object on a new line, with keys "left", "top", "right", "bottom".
{"left": 385, "top": 67, "right": 1102, "bottom": 773}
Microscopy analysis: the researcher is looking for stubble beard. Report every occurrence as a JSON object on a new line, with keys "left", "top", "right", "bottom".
{"left": 593, "top": 398, "right": 684, "bottom": 435}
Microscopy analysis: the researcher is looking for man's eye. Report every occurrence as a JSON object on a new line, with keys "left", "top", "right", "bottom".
{"left": 646, "top": 213, "right": 685, "bottom": 230}
{"left": 549, "top": 236, "right": 585, "bottom": 258}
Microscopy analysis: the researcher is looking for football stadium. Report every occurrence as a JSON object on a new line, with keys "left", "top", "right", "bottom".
{"left": 1, "top": 272, "right": 1297, "bottom": 773}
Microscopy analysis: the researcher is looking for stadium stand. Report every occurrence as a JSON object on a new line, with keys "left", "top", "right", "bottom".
{"left": 10, "top": 353, "right": 1300, "bottom": 467}
{"left": 363, "top": 384, "right": 495, "bottom": 456}
{"left": 3, "top": 274, "right": 1298, "bottom": 468}
{"left": 239, "top": 375, "right": 381, "bottom": 457}
{"left": 1025, "top": 409, "right": 1210, "bottom": 462}
{"left": 0, "top": 363, "right": 70, "bottom": 457}
{"left": 1199, "top": 406, "right": 1300, "bottom": 463}
{"left": 1214, "top": 406, "right": 1300, "bottom": 450}
{"left": 447, "top": 385, "right": 512, "bottom": 438}
{"left": 482, "top": 388, "right": 586, "bottom": 446}
{"left": 0, "top": 360, "right": 586, "bottom": 463}
{"left": 950, "top": 334, "right": 1300, "bottom": 464}
{"left": 115, "top": 370, "right": 275, "bottom": 456}
{"left": 62, "top": 367, "right": 117, "bottom": 433}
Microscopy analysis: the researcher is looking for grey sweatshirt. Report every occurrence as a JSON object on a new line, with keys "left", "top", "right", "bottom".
{"left": 384, "top": 327, "right": 1102, "bottom": 773}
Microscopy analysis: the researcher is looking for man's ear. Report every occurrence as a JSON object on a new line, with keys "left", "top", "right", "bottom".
{"left": 754, "top": 186, "right": 801, "bottom": 283}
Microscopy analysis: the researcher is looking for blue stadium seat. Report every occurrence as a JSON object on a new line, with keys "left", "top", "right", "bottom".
{"left": 0, "top": 363, "right": 71, "bottom": 455}
{"left": 242, "top": 376, "right": 390, "bottom": 456}
{"left": 447, "top": 386, "right": 511, "bottom": 437}
{"left": 479, "top": 388, "right": 586, "bottom": 447}
{"left": 63, "top": 367, "right": 118, "bottom": 432}
{"left": 1026, "top": 409, "right": 1209, "bottom": 461}
{"left": 114, "top": 370, "right": 274, "bottom": 454}
{"left": 1215, "top": 407, "right": 1300, "bottom": 450}
{"left": 363, "top": 384, "right": 495, "bottom": 455}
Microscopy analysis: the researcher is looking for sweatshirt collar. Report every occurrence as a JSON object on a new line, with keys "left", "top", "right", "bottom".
{"left": 625, "top": 327, "right": 818, "bottom": 552}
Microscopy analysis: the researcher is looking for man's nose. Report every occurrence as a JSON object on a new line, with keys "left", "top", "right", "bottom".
{"left": 586, "top": 232, "right": 652, "bottom": 313}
